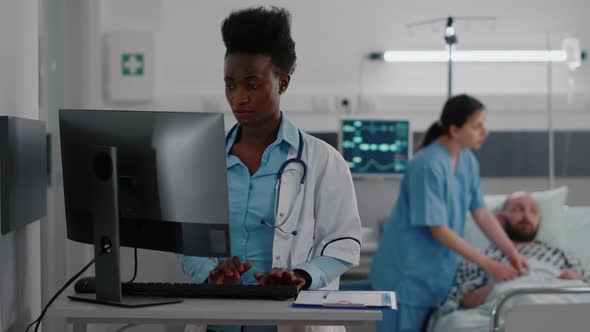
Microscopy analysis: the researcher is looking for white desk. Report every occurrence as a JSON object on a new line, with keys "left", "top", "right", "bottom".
{"left": 50, "top": 295, "right": 382, "bottom": 331}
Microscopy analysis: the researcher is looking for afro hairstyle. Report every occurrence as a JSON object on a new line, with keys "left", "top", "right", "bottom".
{"left": 221, "top": 6, "right": 297, "bottom": 74}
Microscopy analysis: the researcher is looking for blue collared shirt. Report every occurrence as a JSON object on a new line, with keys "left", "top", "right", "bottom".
{"left": 224, "top": 115, "right": 299, "bottom": 285}
{"left": 178, "top": 115, "right": 350, "bottom": 289}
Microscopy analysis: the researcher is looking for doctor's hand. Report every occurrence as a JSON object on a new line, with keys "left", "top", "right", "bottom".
{"left": 254, "top": 268, "right": 309, "bottom": 290}
{"left": 507, "top": 252, "right": 529, "bottom": 274}
{"left": 483, "top": 258, "right": 519, "bottom": 282}
{"left": 207, "top": 256, "right": 253, "bottom": 285}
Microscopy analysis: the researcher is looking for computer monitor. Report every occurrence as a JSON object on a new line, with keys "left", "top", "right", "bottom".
{"left": 0, "top": 116, "right": 47, "bottom": 235}
{"left": 59, "top": 109, "right": 230, "bottom": 307}
{"left": 339, "top": 118, "right": 411, "bottom": 176}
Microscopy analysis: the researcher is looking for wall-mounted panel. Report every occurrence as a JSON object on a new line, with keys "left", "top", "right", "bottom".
{"left": 413, "top": 131, "right": 590, "bottom": 177}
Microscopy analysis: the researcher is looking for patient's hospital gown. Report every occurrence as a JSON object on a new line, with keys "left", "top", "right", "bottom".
{"left": 448, "top": 240, "right": 590, "bottom": 303}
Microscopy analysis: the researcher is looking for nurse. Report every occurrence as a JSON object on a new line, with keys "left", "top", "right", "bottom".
{"left": 369, "top": 94, "right": 529, "bottom": 332}
{"left": 178, "top": 6, "right": 361, "bottom": 332}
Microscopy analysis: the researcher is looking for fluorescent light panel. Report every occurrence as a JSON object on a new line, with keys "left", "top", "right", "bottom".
{"left": 382, "top": 50, "right": 567, "bottom": 63}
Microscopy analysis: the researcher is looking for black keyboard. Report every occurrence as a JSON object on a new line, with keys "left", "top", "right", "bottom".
{"left": 77, "top": 281, "right": 300, "bottom": 301}
{"left": 125, "top": 282, "right": 300, "bottom": 301}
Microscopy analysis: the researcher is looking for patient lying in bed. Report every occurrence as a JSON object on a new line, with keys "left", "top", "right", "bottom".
{"left": 448, "top": 191, "right": 590, "bottom": 309}
{"left": 427, "top": 191, "right": 590, "bottom": 332}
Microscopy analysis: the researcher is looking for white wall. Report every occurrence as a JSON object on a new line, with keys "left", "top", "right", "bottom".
{"left": 56, "top": 0, "right": 588, "bottom": 130}
{"left": 80, "top": 0, "right": 590, "bottom": 218}
{"left": 38, "top": 0, "right": 70, "bottom": 331}
{"left": 0, "top": 0, "right": 41, "bottom": 331}
{"left": 83, "top": 0, "right": 590, "bottom": 132}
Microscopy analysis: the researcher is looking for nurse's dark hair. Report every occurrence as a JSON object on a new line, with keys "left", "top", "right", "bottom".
{"left": 221, "top": 6, "right": 297, "bottom": 75}
{"left": 419, "top": 94, "right": 485, "bottom": 149}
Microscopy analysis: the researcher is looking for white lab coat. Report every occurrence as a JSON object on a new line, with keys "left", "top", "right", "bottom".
{"left": 187, "top": 132, "right": 362, "bottom": 332}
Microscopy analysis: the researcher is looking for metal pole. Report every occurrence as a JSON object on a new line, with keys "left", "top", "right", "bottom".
{"left": 448, "top": 45, "right": 453, "bottom": 98}
{"left": 546, "top": 33, "right": 555, "bottom": 189}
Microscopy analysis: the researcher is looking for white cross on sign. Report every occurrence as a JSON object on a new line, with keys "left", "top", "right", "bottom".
{"left": 122, "top": 53, "right": 144, "bottom": 76}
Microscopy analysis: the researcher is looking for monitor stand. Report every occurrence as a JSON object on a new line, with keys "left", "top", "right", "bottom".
{"left": 68, "top": 146, "right": 182, "bottom": 308}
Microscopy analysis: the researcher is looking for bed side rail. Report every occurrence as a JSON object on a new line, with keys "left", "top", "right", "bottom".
{"left": 490, "top": 286, "right": 590, "bottom": 332}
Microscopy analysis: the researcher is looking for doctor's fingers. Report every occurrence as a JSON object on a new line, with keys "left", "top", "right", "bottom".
{"left": 226, "top": 256, "right": 244, "bottom": 272}
{"left": 269, "top": 268, "right": 300, "bottom": 285}
{"left": 240, "top": 260, "right": 254, "bottom": 273}
{"left": 208, "top": 270, "right": 239, "bottom": 285}
{"left": 270, "top": 267, "right": 289, "bottom": 280}
{"left": 280, "top": 270, "right": 298, "bottom": 282}
{"left": 280, "top": 270, "right": 305, "bottom": 287}
{"left": 225, "top": 257, "right": 254, "bottom": 273}
{"left": 224, "top": 258, "right": 254, "bottom": 276}
{"left": 254, "top": 272, "right": 269, "bottom": 285}
{"left": 266, "top": 270, "right": 305, "bottom": 288}
{"left": 213, "top": 259, "right": 241, "bottom": 278}
{"left": 254, "top": 268, "right": 284, "bottom": 285}
{"left": 207, "top": 269, "right": 228, "bottom": 285}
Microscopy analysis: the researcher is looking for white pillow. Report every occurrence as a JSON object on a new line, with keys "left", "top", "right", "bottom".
{"left": 562, "top": 206, "right": 590, "bottom": 271}
{"left": 464, "top": 186, "right": 568, "bottom": 249}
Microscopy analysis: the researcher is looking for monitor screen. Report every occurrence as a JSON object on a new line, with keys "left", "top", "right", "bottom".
{"left": 340, "top": 119, "right": 411, "bottom": 175}
{"left": 0, "top": 116, "right": 47, "bottom": 235}
{"left": 59, "top": 109, "right": 230, "bottom": 257}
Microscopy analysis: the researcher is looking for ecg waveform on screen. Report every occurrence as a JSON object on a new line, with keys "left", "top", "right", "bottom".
{"left": 355, "top": 159, "right": 401, "bottom": 173}
{"left": 341, "top": 119, "right": 410, "bottom": 174}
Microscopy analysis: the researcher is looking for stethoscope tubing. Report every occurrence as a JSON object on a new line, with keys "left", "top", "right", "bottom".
{"left": 226, "top": 124, "right": 307, "bottom": 235}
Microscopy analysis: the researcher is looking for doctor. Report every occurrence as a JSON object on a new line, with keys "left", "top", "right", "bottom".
{"left": 369, "top": 94, "right": 529, "bottom": 332}
{"left": 178, "top": 6, "right": 361, "bottom": 332}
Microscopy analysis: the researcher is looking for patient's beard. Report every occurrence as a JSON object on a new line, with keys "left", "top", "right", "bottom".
{"left": 504, "top": 219, "right": 539, "bottom": 243}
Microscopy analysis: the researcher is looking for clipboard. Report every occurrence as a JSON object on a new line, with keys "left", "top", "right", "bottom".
{"left": 293, "top": 290, "right": 397, "bottom": 310}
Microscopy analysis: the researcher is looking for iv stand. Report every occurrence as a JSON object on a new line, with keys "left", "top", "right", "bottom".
{"left": 446, "top": 20, "right": 455, "bottom": 99}
{"left": 406, "top": 16, "right": 496, "bottom": 98}
{"left": 546, "top": 33, "right": 555, "bottom": 189}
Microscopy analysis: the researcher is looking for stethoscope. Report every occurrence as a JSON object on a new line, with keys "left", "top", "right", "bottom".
{"left": 226, "top": 124, "right": 307, "bottom": 236}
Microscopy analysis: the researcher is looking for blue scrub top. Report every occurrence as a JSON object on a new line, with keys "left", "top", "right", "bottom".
{"left": 369, "top": 140, "right": 485, "bottom": 307}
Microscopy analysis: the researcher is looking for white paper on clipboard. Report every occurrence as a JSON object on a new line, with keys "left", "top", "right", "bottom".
{"left": 294, "top": 291, "right": 397, "bottom": 310}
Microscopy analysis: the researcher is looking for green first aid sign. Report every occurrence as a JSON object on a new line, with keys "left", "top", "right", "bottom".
{"left": 122, "top": 53, "right": 144, "bottom": 76}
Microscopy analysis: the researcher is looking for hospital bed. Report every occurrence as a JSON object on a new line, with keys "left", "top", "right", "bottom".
{"left": 427, "top": 201, "right": 590, "bottom": 332}
{"left": 492, "top": 286, "right": 590, "bottom": 332}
